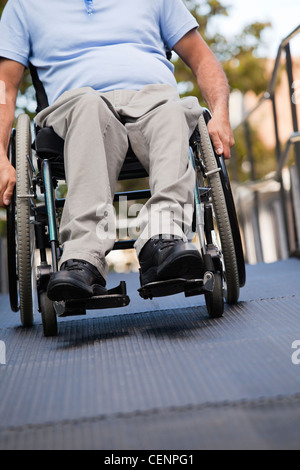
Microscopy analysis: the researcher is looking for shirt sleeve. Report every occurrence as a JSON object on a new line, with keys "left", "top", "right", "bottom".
{"left": 0, "top": 0, "right": 30, "bottom": 67}
{"left": 160, "top": 0, "right": 199, "bottom": 50}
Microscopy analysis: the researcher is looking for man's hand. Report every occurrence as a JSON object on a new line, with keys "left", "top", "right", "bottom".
{"left": 0, "top": 157, "right": 16, "bottom": 207}
{"left": 207, "top": 108, "right": 235, "bottom": 160}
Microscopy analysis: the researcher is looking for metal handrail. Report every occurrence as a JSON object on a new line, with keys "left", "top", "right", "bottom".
{"left": 276, "top": 132, "right": 300, "bottom": 181}
{"left": 234, "top": 24, "right": 300, "bottom": 182}
{"left": 235, "top": 24, "right": 300, "bottom": 128}
{"left": 232, "top": 26, "right": 300, "bottom": 262}
{"left": 268, "top": 25, "right": 300, "bottom": 95}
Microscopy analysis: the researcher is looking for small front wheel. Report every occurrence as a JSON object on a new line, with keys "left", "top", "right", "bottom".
{"left": 40, "top": 292, "right": 58, "bottom": 337}
{"left": 205, "top": 272, "right": 224, "bottom": 318}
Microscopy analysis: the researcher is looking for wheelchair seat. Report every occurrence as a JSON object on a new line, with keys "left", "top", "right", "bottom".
{"left": 34, "top": 126, "right": 149, "bottom": 180}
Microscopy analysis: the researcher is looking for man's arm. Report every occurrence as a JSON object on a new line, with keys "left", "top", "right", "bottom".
{"left": 0, "top": 58, "right": 25, "bottom": 207}
{"left": 173, "top": 29, "right": 235, "bottom": 160}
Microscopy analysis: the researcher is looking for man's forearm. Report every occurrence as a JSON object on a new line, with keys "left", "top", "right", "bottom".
{"left": 0, "top": 58, "right": 24, "bottom": 206}
{"left": 0, "top": 59, "right": 24, "bottom": 158}
{"left": 196, "top": 58, "right": 234, "bottom": 159}
{"left": 174, "top": 30, "right": 235, "bottom": 159}
{"left": 174, "top": 30, "right": 230, "bottom": 112}
{"left": 194, "top": 54, "right": 230, "bottom": 115}
{"left": 0, "top": 90, "right": 17, "bottom": 207}
{"left": 0, "top": 90, "right": 16, "bottom": 158}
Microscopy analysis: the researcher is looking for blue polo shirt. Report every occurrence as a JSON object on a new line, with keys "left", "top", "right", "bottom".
{"left": 0, "top": 0, "right": 198, "bottom": 105}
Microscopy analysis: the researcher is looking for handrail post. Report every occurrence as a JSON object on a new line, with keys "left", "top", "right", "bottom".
{"left": 243, "top": 120, "right": 264, "bottom": 262}
{"left": 271, "top": 93, "right": 281, "bottom": 165}
{"left": 271, "top": 89, "right": 291, "bottom": 254}
{"left": 231, "top": 26, "right": 300, "bottom": 263}
{"left": 285, "top": 43, "right": 300, "bottom": 182}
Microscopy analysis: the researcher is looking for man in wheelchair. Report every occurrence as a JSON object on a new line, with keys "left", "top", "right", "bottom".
{"left": 0, "top": 0, "right": 234, "bottom": 303}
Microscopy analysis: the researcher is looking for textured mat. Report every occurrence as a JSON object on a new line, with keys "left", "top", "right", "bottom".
{"left": 1, "top": 260, "right": 300, "bottom": 449}
{"left": 2, "top": 394, "right": 300, "bottom": 450}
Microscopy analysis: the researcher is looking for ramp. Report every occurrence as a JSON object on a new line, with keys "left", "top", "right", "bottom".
{"left": 0, "top": 259, "right": 300, "bottom": 450}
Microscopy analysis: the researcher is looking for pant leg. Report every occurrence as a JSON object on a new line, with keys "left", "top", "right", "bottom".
{"left": 35, "top": 87, "right": 129, "bottom": 279}
{"left": 122, "top": 85, "right": 202, "bottom": 256}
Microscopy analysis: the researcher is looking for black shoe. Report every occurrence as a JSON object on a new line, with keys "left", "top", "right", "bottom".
{"left": 138, "top": 235, "right": 204, "bottom": 286}
{"left": 47, "top": 259, "right": 107, "bottom": 301}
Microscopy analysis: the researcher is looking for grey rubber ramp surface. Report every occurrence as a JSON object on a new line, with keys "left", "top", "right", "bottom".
{"left": 0, "top": 259, "right": 300, "bottom": 450}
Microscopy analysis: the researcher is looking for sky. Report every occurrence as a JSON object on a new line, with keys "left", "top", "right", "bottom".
{"left": 208, "top": 0, "right": 300, "bottom": 58}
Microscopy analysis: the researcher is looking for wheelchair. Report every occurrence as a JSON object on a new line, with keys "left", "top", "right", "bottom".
{"left": 6, "top": 106, "right": 246, "bottom": 337}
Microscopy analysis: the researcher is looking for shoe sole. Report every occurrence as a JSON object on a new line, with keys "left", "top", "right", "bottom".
{"left": 47, "top": 279, "right": 106, "bottom": 302}
{"left": 140, "top": 250, "right": 204, "bottom": 286}
{"left": 158, "top": 251, "right": 203, "bottom": 281}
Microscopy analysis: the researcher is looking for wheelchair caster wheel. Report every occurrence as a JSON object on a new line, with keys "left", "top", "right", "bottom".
{"left": 205, "top": 272, "right": 224, "bottom": 318}
{"left": 40, "top": 292, "right": 58, "bottom": 337}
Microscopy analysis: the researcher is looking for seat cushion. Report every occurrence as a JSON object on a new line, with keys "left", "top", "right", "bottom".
{"left": 35, "top": 127, "right": 64, "bottom": 162}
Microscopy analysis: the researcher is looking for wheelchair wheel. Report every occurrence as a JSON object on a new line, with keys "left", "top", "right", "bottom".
{"left": 197, "top": 113, "right": 240, "bottom": 305}
{"left": 15, "top": 114, "right": 35, "bottom": 327}
{"left": 7, "top": 131, "right": 19, "bottom": 313}
{"left": 39, "top": 292, "right": 58, "bottom": 337}
{"left": 217, "top": 155, "right": 246, "bottom": 289}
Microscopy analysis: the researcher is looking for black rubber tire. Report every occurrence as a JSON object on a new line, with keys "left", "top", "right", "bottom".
{"left": 15, "top": 114, "right": 35, "bottom": 327}
{"left": 205, "top": 272, "right": 224, "bottom": 318}
{"left": 40, "top": 292, "right": 58, "bottom": 337}
{"left": 6, "top": 131, "right": 19, "bottom": 313}
{"left": 217, "top": 155, "right": 246, "bottom": 288}
{"left": 198, "top": 114, "right": 240, "bottom": 304}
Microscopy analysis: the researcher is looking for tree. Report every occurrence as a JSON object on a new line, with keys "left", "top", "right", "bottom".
{"left": 0, "top": 0, "right": 6, "bottom": 14}
{"left": 175, "top": 1, "right": 271, "bottom": 100}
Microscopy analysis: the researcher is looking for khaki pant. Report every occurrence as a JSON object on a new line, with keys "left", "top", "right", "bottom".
{"left": 35, "top": 84, "right": 202, "bottom": 280}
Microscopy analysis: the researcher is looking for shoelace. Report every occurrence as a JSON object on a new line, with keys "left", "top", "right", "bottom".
{"left": 60, "top": 260, "right": 106, "bottom": 286}
{"left": 153, "top": 238, "right": 181, "bottom": 250}
{"left": 62, "top": 260, "right": 86, "bottom": 271}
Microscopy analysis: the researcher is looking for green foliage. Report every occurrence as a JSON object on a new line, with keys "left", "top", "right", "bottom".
{"left": 0, "top": 0, "right": 6, "bottom": 14}
{"left": 176, "top": 1, "right": 272, "bottom": 98}
{"left": 232, "top": 126, "right": 276, "bottom": 182}
{"left": 0, "top": 0, "right": 8, "bottom": 18}
{"left": 0, "top": 216, "right": 6, "bottom": 237}
{"left": 221, "top": 21, "right": 272, "bottom": 95}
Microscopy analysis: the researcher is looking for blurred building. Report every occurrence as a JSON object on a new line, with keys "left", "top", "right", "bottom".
{"left": 231, "top": 56, "right": 300, "bottom": 265}
{"left": 244, "top": 57, "right": 300, "bottom": 149}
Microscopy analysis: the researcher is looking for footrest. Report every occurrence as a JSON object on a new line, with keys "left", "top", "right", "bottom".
{"left": 53, "top": 281, "right": 130, "bottom": 317}
{"left": 138, "top": 272, "right": 214, "bottom": 300}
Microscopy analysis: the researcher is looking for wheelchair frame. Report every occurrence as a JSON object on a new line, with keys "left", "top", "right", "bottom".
{"left": 6, "top": 108, "right": 246, "bottom": 337}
